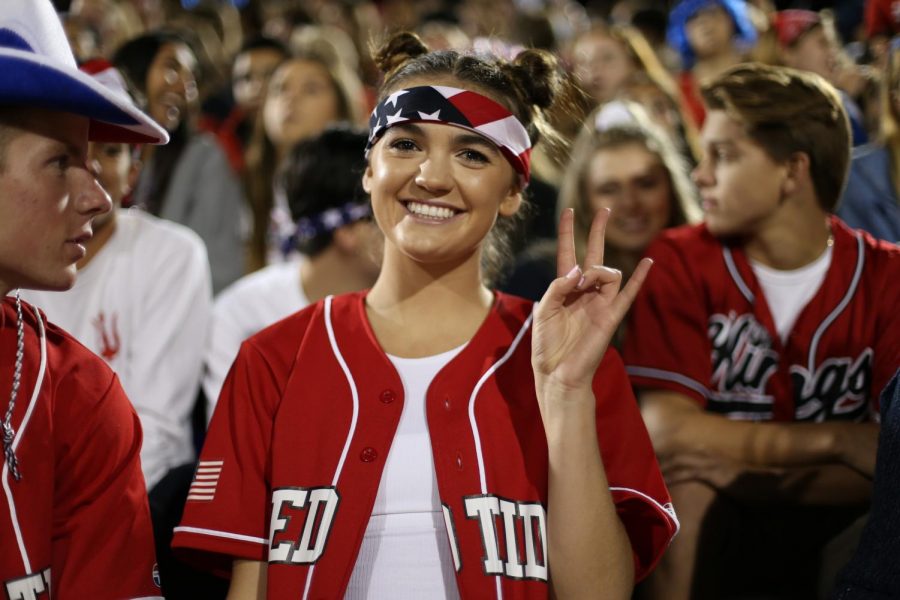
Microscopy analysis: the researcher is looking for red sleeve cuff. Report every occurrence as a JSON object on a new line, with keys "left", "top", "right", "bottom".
{"left": 611, "top": 487, "right": 679, "bottom": 582}
{"left": 172, "top": 525, "right": 268, "bottom": 577}
{"left": 626, "top": 365, "right": 709, "bottom": 407}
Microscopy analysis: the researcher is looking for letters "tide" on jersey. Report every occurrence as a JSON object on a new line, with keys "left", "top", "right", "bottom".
{"left": 462, "top": 495, "right": 548, "bottom": 581}
{"left": 268, "top": 487, "right": 340, "bottom": 565}
{"left": 4, "top": 567, "right": 50, "bottom": 600}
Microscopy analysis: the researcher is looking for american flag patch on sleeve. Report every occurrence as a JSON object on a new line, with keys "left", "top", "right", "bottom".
{"left": 187, "top": 460, "right": 224, "bottom": 502}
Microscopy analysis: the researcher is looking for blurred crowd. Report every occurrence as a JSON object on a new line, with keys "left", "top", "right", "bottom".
{"left": 29, "top": 0, "right": 900, "bottom": 598}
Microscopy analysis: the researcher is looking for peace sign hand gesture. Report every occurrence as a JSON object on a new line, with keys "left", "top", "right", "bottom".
{"left": 532, "top": 207, "right": 652, "bottom": 397}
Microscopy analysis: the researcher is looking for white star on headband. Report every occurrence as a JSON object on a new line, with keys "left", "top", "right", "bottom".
{"left": 417, "top": 110, "right": 441, "bottom": 120}
{"left": 321, "top": 209, "right": 344, "bottom": 229}
{"left": 385, "top": 109, "right": 406, "bottom": 126}
{"left": 385, "top": 90, "right": 409, "bottom": 108}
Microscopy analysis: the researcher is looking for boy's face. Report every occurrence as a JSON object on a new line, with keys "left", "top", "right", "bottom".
{"left": 693, "top": 110, "right": 789, "bottom": 237}
{"left": 783, "top": 26, "right": 836, "bottom": 81}
{"left": 0, "top": 109, "right": 111, "bottom": 294}
{"left": 686, "top": 5, "right": 734, "bottom": 59}
{"left": 88, "top": 141, "right": 134, "bottom": 230}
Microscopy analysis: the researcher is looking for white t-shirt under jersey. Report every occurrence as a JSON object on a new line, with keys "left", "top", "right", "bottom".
{"left": 22, "top": 209, "right": 212, "bottom": 490}
{"left": 203, "top": 257, "right": 307, "bottom": 417}
{"left": 750, "top": 245, "right": 833, "bottom": 343}
{"left": 344, "top": 345, "right": 466, "bottom": 600}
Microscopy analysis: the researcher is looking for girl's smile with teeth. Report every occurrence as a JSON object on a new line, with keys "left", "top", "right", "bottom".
{"left": 403, "top": 201, "right": 462, "bottom": 221}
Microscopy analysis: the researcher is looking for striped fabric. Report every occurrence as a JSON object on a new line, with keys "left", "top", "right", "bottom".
{"left": 187, "top": 460, "right": 224, "bottom": 502}
{"left": 365, "top": 85, "right": 533, "bottom": 184}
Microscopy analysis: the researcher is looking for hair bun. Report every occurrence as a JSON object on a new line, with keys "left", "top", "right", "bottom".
{"left": 509, "top": 49, "right": 560, "bottom": 110}
{"left": 373, "top": 32, "right": 429, "bottom": 77}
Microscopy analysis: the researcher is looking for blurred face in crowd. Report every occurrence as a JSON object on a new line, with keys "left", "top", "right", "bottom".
{"left": 0, "top": 109, "right": 110, "bottom": 295}
{"left": 782, "top": 26, "right": 836, "bottom": 82}
{"left": 693, "top": 110, "right": 787, "bottom": 237}
{"left": 586, "top": 142, "right": 673, "bottom": 252}
{"left": 623, "top": 82, "right": 682, "bottom": 144}
{"left": 145, "top": 42, "right": 198, "bottom": 132}
{"left": 87, "top": 142, "right": 135, "bottom": 231}
{"left": 232, "top": 47, "right": 285, "bottom": 117}
{"left": 686, "top": 4, "right": 735, "bottom": 59}
{"left": 264, "top": 58, "right": 341, "bottom": 153}
{"left": 573, "top": 32, "right": 637, "bottom": 103}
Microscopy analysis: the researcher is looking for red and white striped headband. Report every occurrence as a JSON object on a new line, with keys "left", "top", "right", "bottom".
{"left": 365, "top": 85, "right": 533, "bottom": 184}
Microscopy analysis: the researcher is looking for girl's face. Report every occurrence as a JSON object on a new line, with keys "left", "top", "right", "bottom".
{"left": 362, "top": 94, "right": 521, "bottom": 270}
{"left": 573, "top": 33, "right": 637, "bottom": 103}
{"left": 686, "top": 5, "right": 735, "bottom": 59}
{"left": 145, "top": 42, "right": 198, "bottom": 132}
{"left": 264, "top": 59, "right": 341, "bottom": 152}
{"left": 586, "top": 143, "right": 673, "bottom": 252}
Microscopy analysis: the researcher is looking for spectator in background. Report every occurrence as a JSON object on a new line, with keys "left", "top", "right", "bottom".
{"left": 764, "top": 10, "right": 869, "bottom": 145}
{"left": 204, "top": 126, "right": 381, "bottom": 415}
{"left": 114, "top": 30, "right": 247, "bottom": 293}
{"left": 865, "top": 0, "right": 900, "bottom": 60}
{"left": 199, "top": 36, "right": 288, "bottom": 174}
{"left": 504, "top": 101, "right": 701, "bottom": 339}
{"left": 626, "top": 64, "right": 898, "bottom": 600}
{"left": 667, "top": 0, "right": 758, "bottom": 126}
{"left": 839, "top": 37, "right": 900, "bottom": 242}
{"left": 571, "top": 23, "right": 701, "bottom": 164}
{"left": 21, "top": 58, "right": 211, "bottom": 499}
{"left": 244, "top": 50, "right": 364, "bottom": 270}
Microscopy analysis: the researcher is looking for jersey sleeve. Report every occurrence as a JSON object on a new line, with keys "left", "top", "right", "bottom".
{"left": 172, "top": 339, "right": 281, "bottom": 575}
{"left": 594, "top": 349, "right": 678, "bottom": 582}
{"left": 623, "top": 237, "right": 713, "bottom": 406}
{"left": 53, "top": 371, "right": 161, "bottom": 599}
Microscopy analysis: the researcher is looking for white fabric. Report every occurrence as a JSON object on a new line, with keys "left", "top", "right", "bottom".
{"left": 750, "top": 245, "right": 833, "bottom": 343}
{"left": 345, "top": 346, "right": 465, "bottom": 599}
{"left": 21, "top": 209, "right": 211, "bottom": 489}
{"left": 203, "top": 258, "right": 307, "bottom": 417}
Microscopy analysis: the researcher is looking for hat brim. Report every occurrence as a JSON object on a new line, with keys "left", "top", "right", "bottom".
{"left": 0, "top": 47, "right": 168, "bottom": 144}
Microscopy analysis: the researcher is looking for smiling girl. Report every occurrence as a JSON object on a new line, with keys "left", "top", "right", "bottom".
{"left": 174, "top": 32, "right": 676, "bottom": 599}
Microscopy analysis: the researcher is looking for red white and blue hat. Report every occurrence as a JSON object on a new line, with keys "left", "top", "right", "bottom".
{"left": 366, "top": 85, "right": 533, "bottom": 185}
{"left": 0, "top": 0, "right": 168, "bottom": 144}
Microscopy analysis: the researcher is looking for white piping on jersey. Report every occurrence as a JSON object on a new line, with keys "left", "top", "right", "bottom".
{"left": 807, "top": 232, "right": 864, "bottom": 373}
{"left": 609, "top": 486, "right": 681, "bottom": 537}
{"left": 723, "top": 247, "right": 755, "bottom": 304}
{"left": 301, "top": 295, "right": 361, "bottom": 600}
{"left": 467, "top": 308, "right": 534, "bottom": 600}
{"left": 171, "top": 525, "right": 268, "bottom": 545}
{"left": 625, "top": 366, "right": 711, "bottom": 399}
{"left": 2, "top": 304, "right": 47, "bottom": 574}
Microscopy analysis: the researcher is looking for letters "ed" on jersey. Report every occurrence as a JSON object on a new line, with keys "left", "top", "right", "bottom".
{"left": 268, "top": 487, "right": 340, "bottom": 565}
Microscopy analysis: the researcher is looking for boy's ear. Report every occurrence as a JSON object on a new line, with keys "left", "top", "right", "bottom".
{"left": 782, "top": 151, "right": 811, "bottom": 198}
{"left": 362, "top": 165, "right": 373, "bottom": 194}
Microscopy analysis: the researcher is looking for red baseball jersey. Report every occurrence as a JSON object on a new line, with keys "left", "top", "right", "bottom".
{"left": 624, "top": 217, "right": 900, "bottom": 421}
{"left": 173, "top": 291, "right": 677, "bottom": 598}
{"left": 0, "top": 299, "right": 161, "bottom": 599}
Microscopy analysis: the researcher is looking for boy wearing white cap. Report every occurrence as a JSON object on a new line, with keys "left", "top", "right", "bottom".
{"left": 0, "top": 1, "right": 167, "bottom": 597}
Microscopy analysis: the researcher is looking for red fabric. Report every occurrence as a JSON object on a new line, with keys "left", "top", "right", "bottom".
{"left": 678, "top": 70, "right": 706, "bottom": 128}
{"left": 0, "top": 299, "right": 160, "bottom": 599}
{"left": 197, "top": 107, "right": 248, "bottom": 175}
{"left": 773, "top": 10, "right": 821, "bottom": 48}
{"left": 865, "top": 0, "right": 900, "bottom": 37}
{"left": 624, "top": 217, "right": 900, "bottom": 421}
{"left": 174, "top": 292, "right": 676, "bottom": 598}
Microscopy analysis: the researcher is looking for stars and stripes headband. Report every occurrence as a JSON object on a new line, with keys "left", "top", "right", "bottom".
{"left": 365, "top": 85, "right": 533, "bottom": 184}
{"left": 281, "top": 201, "right": 372, "bottom": 256}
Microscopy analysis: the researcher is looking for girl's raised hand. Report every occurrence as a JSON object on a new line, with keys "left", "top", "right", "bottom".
{"left": 531, "top": 207, "right": 652, "bottom": 392}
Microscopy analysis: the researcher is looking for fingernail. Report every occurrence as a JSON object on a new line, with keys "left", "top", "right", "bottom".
{"left": 566, "top": 265, "right": 581, "bottom": 279}
{"left": 577, "top": 275, "right": 586, "bottom": 288}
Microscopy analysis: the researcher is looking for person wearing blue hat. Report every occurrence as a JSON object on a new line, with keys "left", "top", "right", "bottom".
{"left": 0, "top": 1, "right": 167, "bottom": 597}
{"left": 667, "top": 0, "right": 758, "bottom": 126}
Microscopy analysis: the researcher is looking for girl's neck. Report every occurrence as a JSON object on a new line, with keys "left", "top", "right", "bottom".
{"left": 365, "top": 248, "right": 493, "bottom": 357}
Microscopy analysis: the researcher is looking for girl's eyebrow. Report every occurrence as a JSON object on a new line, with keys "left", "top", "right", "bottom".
{"left": 452, "top": 132, "right": 500, "bottom": 155}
